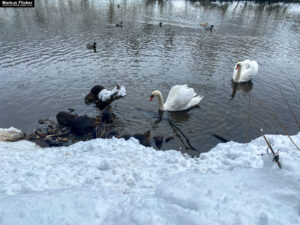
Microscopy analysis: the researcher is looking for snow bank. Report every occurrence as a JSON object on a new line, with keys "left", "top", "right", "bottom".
{"left": 0, "top": 132, "right": 299, "bottom": 225}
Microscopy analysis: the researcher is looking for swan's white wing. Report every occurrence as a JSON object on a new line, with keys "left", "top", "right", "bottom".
{"left": 183, "top": 95, "right": 204, "bottom": 110}
{"left": 250, "top": 60, "right": 258, "bottom": 74}
{"left": 240, "top": 60, "right": 258, "bottom": 82}
{"left": 164, "top": 85, "right": 196, "bottom": 111}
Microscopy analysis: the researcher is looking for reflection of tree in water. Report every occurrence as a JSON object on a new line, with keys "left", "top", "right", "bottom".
{"left": 80, "top": 0, "right": 89, "bottom": 9}
{"left": 34, "top": 2, "right": 46, "bottom": 26}
{"left": 107, "top": 0, "right": 115, "bottom": 24}
{"left": 145, "top": 0, "right": 166, "bottom": 8}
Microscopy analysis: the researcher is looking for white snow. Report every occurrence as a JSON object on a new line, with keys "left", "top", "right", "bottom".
{"left": 0, "top": 131, "right": 300, "bottom": 225}
{"left": 98, "top": 85, "right": 126, "bottom": 102}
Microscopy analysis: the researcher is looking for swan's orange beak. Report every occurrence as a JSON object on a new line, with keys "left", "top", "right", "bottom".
{"left": 150, "top": 95, "right": 154, "bottom": 102}
{"left": 236, "top": 65, "right": 240, "bottom": 70}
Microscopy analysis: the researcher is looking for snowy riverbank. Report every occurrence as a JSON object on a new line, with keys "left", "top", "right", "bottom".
{"left": 0, "top": 132, "right": 299, "bottom": 225}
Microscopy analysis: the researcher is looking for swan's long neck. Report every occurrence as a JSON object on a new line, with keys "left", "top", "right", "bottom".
{"left": 157, "top": 91, "right": 165, "bottom": 110}
{"left": 234, "top": 65, "right": 242, "bottom": 82}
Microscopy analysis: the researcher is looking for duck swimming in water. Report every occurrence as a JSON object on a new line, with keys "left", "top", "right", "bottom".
{"left": 87, "top": 43, "right": 96, "bottom": 49}
{"left": 204, "top": 25, "right": 214, "bottom": 31}
{"left": 121, "top": 130, "right": 152, "bottom": 147}
{"left": 116, "top": 21, "right": 123, "bottom": 27}
{"left": 70, "top": 116, "right": 99, "bottom": 136}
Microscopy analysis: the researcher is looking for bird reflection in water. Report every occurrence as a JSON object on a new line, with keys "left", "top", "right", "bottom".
{"left": 231, "top": 80, "right": 253, "bottom": 99}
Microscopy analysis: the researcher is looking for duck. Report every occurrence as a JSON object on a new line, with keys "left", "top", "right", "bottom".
{"left": 56, "top": 111, "right": 76, "bottom": 126}
{"left": 85, "top": 84, "right": 126, "bottom": 109}
{"left": 116, "top": 21, "right": 123, "bottom": 27}
{"left": 204, "top": 25, "right": 214, "bottom": 31}
{"left": 0, "top": 127, "right": 26, "bottom": 142}
{"left": 101, "top": 105, "right": 113, "bottom": 124}
{"left": 153, "top": 135, "right": 164, "bottom": 149}
{"left": 121, "top": 130, "right": 152, "bottom": 147}
{"left": 85, "top": 85, "right": 105, "bottom": 103}
{"left": 86, "top": 42, "right": 96, "bottom": 49}
{"left": 133, "top": 130, "right": 151, "bottom": 147}
{"left": 70, "top": 116, "right": 99, "bottom": 136}
{"left": 150, "top": 85, "right": 203, "bottom": 111}
{"left": 233, "top": 60, "right": 258, "bottom": 83}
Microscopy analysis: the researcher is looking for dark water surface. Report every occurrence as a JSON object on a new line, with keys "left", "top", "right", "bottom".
{"left": 1, "top": 0, "right": 300, "bottom": 155}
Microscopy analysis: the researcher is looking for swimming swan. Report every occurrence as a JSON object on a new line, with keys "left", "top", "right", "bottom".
{"left": 150, "top": 85, "right": 203, "bottom": 111}
{"left": 233, "top": 60, "right": 258, "bottom": 83}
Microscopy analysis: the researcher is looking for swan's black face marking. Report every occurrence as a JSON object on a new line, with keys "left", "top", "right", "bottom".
{"left": 150, "top": 95, "right": 154, "bottom": 102}
{"left": 236, "top": 64, "right": 240, "bottom": 70}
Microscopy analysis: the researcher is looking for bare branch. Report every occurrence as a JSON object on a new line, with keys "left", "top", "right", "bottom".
{"left": 260, "top": 129, "right": 281, "bottom": 169}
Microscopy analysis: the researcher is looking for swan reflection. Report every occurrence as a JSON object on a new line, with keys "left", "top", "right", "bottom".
{"left": 231, "top": 80, "right": 253, "bottom": 99}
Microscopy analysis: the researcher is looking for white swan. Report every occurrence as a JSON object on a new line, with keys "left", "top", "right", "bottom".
{"left": 150, "top": 85, "right": 204, "bottom": 111}
{"left": 233, "top": 60, "right": 258, "bottom": 83}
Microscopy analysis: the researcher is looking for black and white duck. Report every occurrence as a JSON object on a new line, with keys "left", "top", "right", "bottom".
{"left": 85, "top": 84, "right": 126, "bottom": 109}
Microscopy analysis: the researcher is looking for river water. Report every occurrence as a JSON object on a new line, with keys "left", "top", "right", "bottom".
{"left": 0, "top": 0, "right": 300, "bottom": 155}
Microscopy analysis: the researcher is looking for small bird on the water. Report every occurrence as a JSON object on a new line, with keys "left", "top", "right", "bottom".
{"left": 116, "top": 21, "right": 123, "bottom": 27}
{"left": 205, "top": 25, "right": 214, "bottom": 31}
{"left": 87, "top": 42, "right": 96, "bottom": 49}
